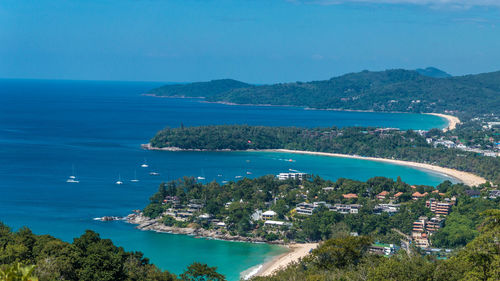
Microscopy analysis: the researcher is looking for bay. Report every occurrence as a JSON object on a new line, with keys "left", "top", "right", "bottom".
{"left": 0, "top": 79, "right": 451, "bottom": 280}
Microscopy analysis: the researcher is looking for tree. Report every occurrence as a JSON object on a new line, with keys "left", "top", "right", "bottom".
{"left": 179, "top": 262, "right": 226, "bottom": 281}
{"left": 0, "top": 262, "right": 38, "bottom": 281}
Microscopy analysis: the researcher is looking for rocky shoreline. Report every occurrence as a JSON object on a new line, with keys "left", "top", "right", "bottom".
{"left": 125, "top": 212, "right": 281, "bottom": 244}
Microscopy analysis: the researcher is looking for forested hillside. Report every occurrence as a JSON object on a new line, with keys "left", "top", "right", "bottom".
{"left": 147, "top": 79, "right": 250, "bottom": 98}
{"left": 252, "top": 209, "right": 499, "bottom": 281}
{"left": 150, "top": 125, "right": 500, "bottom": 183}
{"left": 148, "top": 69, "right": 500, "bottom": 118}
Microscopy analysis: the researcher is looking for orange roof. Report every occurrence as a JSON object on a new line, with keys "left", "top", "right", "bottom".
{"left": 343, "top": 193, "right": 358, "bottom": 199}
{"left": 394, "top": 192, "right": 404, "bottom": 197}
{"left": 411, "top": 185, "right": 417, "bottom": 189}
{"left": 439, "top": 193, "right": 446, "bottom": 196}
{"left": 412, "top": 192, "right": 426, "bottom": 198}
{"left": 432, "top": 190, "right": 439, "bottom": 193}
{"left": 378, "top": 191, "right": 389, "bottom": 196}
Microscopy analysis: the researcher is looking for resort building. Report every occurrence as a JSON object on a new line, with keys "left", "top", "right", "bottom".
{"left": 413, "top": 216, "right": 428, "bottom": 233}
{"left": 262, "top": 210, "right": 277, "bottom": 220}
{"left": 343, "top": 193, "right": 358, "bottom": 199}
{"left": 295, "top": 202, "right": 315, "bottom": 216}
{"left": 276, "top": 172, "right": 307, "bottom": 181}
{"left": 373, "top": 204, "right": 400, "bottom": 215}
{"left": 489, "top": 190, "right": 500, "bottom": 199}
{"left": 369, "top": 243, "right": 399, "bottom": 256}
{"left": 330, "top": 204, "right": 362, "bottom": 214}
{"left": 426, "top": 216, "right": 444, "bottom": 233}
{"left": 412, "top": 192, "right": 428, "bottom": 200}
{"left": 426, "top": 198, "right": 455, "bottom": 216}
{"left": 376, "top": 191, "right": 390, "bottom": 200}
{"left": 412, "top": 232, "right": 430, "bottom": 248}
{"left": 264, "top": 220, "right": 291, "bottom": 227}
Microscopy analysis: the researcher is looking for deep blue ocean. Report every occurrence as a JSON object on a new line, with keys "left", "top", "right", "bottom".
{"left": 0, "top": 79, "right": 451, "bottom": 280}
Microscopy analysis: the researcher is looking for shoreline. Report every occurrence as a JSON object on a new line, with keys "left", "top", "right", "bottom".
{"left": 142, "top": 144, "right": 486, "bottom": 186}
{"left": 265, "top": 149, "right": 485, "bottom": 186}
{"left": 145, "top": 94, "right": 457, "bottom": 131}
{"left": 126, "top": 212, "right": 317, "bottom": 279}
{"left": 425, "top": 113, "right": 460, "bottom": 131}
{"left": 253, "top": 243, "right": 318, "bottom": 277}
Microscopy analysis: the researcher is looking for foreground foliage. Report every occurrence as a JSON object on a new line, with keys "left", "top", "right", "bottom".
{"left": 0, "top": 224, "right": 225, "bottom": 281}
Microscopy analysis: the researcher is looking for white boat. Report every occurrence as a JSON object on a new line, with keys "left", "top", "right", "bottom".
{"left": 235, "top": 175, "right": 243, "bottom": 179}
{"left": 115, "top": 174, "right": 123, "bottom": 185}
{"left": 67, "top": 165, "right": 79, "bottom": 183}
{"left": 246, "top": 171, "right": 252, "bottom": 175}
{"left": 141, "top": 159, "right": 149, "bottom": 168}
{"left": 197, "top": 176, "right": 206, "bottom": 180}
{"left": 149, "top": 172, "right": 159, "bottom": 176}
{"left": 130, "top": 170, "right": 139, "bottom": 182}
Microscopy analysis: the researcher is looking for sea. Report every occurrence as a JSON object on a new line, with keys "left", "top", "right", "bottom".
{"left": 0, "top": 79, "right": 451, "bottom": 280}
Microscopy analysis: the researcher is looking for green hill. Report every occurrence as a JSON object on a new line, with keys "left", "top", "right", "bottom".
{"left": 147, "top": 79, "right": 250, "bottom": 98}
{"left": 416, "top": 67, "right": 451, "bottom": 78}
{"left": 149, "top": 69, "right": 500, "bottom": 117}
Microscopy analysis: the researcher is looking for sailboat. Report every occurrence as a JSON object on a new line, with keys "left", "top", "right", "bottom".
{"left": 66, "top": 165, "right": 79, "bottom": 183}
{"left": 115, "top": 174, "right": 123, "bottom": 185}
{"left": 130, "top": 170, "right": 139, "bottom": 182}
{"left": 141, "top": 159, "right": 149, "bottom": 168}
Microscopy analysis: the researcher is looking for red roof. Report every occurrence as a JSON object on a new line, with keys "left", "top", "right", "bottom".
{"left": 343, "top": 193, "right": 358, "bottom": 199}
{"left": 394, "top": 192, "right": 404, "bottom": 197}
{"left": 378, "top": 191, "right": 389, "bottom": 196}
{"left": 412, "top": 192, "right": 426, "bottom": 198}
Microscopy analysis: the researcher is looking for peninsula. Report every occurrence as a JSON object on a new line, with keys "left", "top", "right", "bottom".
{"left": 147, "top": 68, "right": 500, "bottom": 118}
{"left": 147, "top": 125, "right": 499, "bottom": 184}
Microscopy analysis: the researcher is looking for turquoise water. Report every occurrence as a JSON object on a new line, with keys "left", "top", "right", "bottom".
{"left": 0, "top": 79, "right": 450, "bottom": 280}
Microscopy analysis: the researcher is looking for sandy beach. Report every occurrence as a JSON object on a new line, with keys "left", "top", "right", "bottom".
{"left": 265, "top": 149, "right": 486, "bottom": 186}
{"left": 255, "top": 243, "right": 318, "bottom": 277}
{"left": 426, "top": 113, "right": 460, "bottom": 131}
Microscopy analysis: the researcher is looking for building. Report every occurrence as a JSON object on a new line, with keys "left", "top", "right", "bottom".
{"left": 369, "top": 243, "right": 399, "bottom": 256}
{"left": 426, "top": 216, "right": 444, "bottom": 233}
{"left": 376, "top": 191, "right": 390, "bottom": 200}
{"left": 465, "top": 190, "right": 481, "bottom": 198}
{"left": 426, "top": 198, "right": 455, "bottom": 216}
{"left": 413, "top": 216, "right": 427, "bottom": 233}
{"left": 373, "top": 204, "right": 400, "bottom": 215}
{"left": 392, "top": 192, "right": 404, "bottom": 199}
{"left": 343, "top": 193, "right": 358, "bottom": 199}
{"left": 264, "top": 220, "right": 291, "bottom": 227}
{"left": 489, "top": 190, "right": 500, "bottom": 199}
{"left": 276, "top": 172, "right": 307, "bottom": 181}
{"left": 412, "top": 232, "right": 430, "bottom": 248}
{"left": 412, "top": 192, "right": 427, "bottom": 200}
{"left": 295, "top": 202, "right": 315, "bottom": 216}
{"left": 262, "top": 210, "right": 277, "bottom": 220}
{"left": 331, "top": 204, "right": 362, "bottom": 214}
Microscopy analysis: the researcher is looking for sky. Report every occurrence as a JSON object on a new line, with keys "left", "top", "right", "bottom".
{"left": 1, "top": 0, "right": 500, "bottom": 83}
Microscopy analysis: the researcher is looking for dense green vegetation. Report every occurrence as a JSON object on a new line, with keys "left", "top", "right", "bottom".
{"left": 0, "top": 224, "right": 225, "bottom": 281}
{"left": 148, "top": 69, "right": 500, "bottom": 117}
{"left": 147, "top": 79, "right": 250, "bottom": 98}
{"left": 251, "top": 209, "right": 500, "bottom": 281}
{"left": 150, "top": 125, "right": 500, "bottom": 183}
{"left": 143, "top": 175, "right": 498, "bottom": 247}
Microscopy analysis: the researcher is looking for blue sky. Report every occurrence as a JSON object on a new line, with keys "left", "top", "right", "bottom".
{"left": 1, "top": 0, "right": 500, "bottom": 83}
